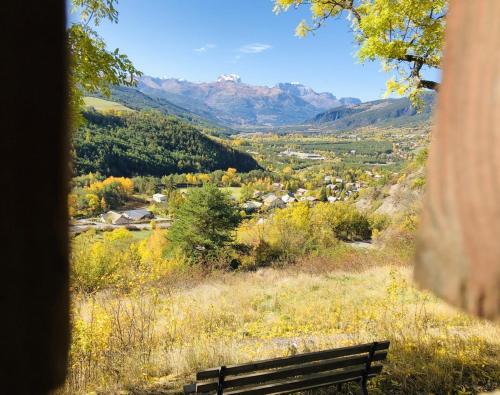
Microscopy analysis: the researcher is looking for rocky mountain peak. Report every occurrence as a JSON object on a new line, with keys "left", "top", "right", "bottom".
{"left": 217, "top": 74, "right": 242, "bottom": 83}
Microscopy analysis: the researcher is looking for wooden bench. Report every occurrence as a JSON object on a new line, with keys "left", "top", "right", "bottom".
{"left": 184, "top": 340, "right": 389, "bottom": 395}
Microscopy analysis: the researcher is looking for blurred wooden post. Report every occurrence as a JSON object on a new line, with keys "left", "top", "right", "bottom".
{"left": 0, "top": 0, "right": 69, "bottom": 392}
{"left": 415, "top": 0, "right": 500, "bottom": 320}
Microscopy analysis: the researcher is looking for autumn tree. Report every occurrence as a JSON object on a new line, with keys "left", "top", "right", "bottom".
{"left": 274, "top": 0, "right": 446, "bottom": 102}
{"left": 222, "top": 168, "right": 238, "bottom": 186}
{"left": 68, "top": 0, "right": 142, "bottom": 125}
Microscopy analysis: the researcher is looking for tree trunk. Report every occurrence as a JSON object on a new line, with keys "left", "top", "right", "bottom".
{"left": 415, "top": 0, "right": 500, "bottom": 320}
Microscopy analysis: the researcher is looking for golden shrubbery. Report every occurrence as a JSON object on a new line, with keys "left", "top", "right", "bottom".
{"left": 64, "top": 206, "right": 499, "bottom": 394}
{"left": 71, "top": 228, "right": 180, "bottom": 293}
{"left": 237, "top": 202, "right": 387, "bottom": 265}
{"left": 69, "top": 176, "right": 135, "bottom": 218}
{"left": 63, "top": 263, "right": 500, "bottom": 394}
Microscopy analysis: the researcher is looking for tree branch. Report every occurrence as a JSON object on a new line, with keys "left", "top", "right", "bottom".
{"left": 418, "top": 80, "right": 439, "bottom": 91}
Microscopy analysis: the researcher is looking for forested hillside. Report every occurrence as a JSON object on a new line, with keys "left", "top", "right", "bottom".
{"left": 88, "top": 86, "right": 236, "bottom": 135}
{"left": 308, "top": 93, "right": 435, "bottom": 130}
{"left": 73, "top": 111, "right": 260, "bottom": 177}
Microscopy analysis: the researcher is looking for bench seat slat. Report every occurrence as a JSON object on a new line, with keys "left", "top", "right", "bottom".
{"left": 196, "top": 351, "right": 387, "bottom": 393}
{"left": 223, "top": 365, "right": 383, "bottom": 395}
{"left": 196, "top": 341, "right": 389, "bottom": 380}
{"left": 226, "top": 373, "right": 381, "bottom": 395}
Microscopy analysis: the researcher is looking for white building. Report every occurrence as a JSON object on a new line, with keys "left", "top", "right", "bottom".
{"left": 152, "top": 193, "right": 167, "bottom": 203}
{"left": 281, "top": 194, "right": 296, "bottom": 204}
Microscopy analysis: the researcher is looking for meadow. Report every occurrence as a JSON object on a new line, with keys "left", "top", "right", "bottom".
{"left": 62, "top": 233, "right": 500, "bottom": 394}
{"left": 83, "top": 96, "right": 135, "bottom": 113}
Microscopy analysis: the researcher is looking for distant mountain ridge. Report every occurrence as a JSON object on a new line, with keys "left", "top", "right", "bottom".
{"left": 87, "top": 86, "right": 235, "bottom": 135}
{"left": 136, "top": 75, "right": 361, "bottom": 126}
{"left": 307, "top": 93, "right": 435, "bottom": 130}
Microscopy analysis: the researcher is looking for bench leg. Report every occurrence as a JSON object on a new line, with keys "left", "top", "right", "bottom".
{"left": 336, "top": 383, "right": 342, "bottom": 392}
{"left": 360, "top": 377, "right": 368, "bottom": 395}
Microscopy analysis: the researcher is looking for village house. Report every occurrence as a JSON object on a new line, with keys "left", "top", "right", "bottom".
{"left": 327, "top": 196, "right": 337, "bottom": 203}
{"left": 267, "top": 198, "right": 286, "bottom": 210}
{"left": 280, "top": 149, "right": 325, "bottom": 161}
{"left": 253, "top": 190, "right": 263, "bottom": 199}
{"left": 123, "top": 209, "right": 154, "bottom": 222}
{"left": 295, "top": 188, "right": 308, "bottom": 196}
{"left": 152, "top": 193, "right": 167, "bottom": 203}
{"left": 243, "top": 201, "right": 263, "bottom": 213}
{"left": 281, "top": 194, "right": 296, "bottom": 204}
{"left": 101, "top": 211, "right": 130, "bottom": 225}
{"left": 262, "top": 193, "right": 278, "bottom": 205}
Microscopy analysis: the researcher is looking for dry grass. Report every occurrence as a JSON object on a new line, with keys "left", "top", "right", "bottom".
{"left": 60, "top": 261, "right": 500, "bottom": 394}
{"left": 83, "top": 96, "right": 134, "bottom": 113}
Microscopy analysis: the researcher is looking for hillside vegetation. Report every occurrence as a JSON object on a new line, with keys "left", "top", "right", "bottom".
{"left": 63, "top": 148, "right": 500, "bottom": 394}
{"left": 63, "top": 229, "right": 500, "bottom": 394}
{"left": 308, "top": 93, "right": 434, "bottom": 131}
{"left": 83, "top": 97, "right": 134, "bottom": 113}
{"left": 73, "top": 110, "right": 260, "bottom": 177}
{"left": 89, "top": 86, "right": 236, "bottom": 135}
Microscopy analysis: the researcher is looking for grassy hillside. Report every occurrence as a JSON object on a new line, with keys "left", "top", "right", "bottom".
{"left": 73, "top": 110, "right": 260, "bottom": 177}
{"left": 64, "top": 235, "right": 500, "bottom": 394}
{"left": 308, "top": 93, "right": 435, "bottom": 131}
{"left": 83, "top": 96, "right": 134, "bottom": 113}
{"left": 89, "top": 86, "right": 236, "bottom": 135}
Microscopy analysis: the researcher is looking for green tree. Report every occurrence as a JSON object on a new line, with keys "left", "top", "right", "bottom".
{"left": 239, "top": 183, "right": 255, "bottom": 202}
{"left": 319, "top": 186, "right": 328, "bottom": 202}
{"left": 274, "top": 0, "right": 445, "bottom": 103}
{"left": 68, "top": 0, "right": 142, "bottom": 125}
{"left": 167, "top": 184, "right": 242, "bottom": 261}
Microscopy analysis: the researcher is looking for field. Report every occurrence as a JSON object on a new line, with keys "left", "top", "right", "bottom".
{"left": 64, "top": 245, "right": 500, "bottom": 394}
{"left": 234, "top": 125, "right": 429, "bottom": 172}
{"left": 83, "top": 96, "right": 135, "bottom": 113}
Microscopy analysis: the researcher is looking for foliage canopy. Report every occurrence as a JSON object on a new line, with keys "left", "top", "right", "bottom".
{"left": 274, "top": 0, "right": 446, "bottom": 103}
{"left": 68, "top": 0, "right": 142, "bottom": 124}
{"left": 168, "top": 184, "right": 242, "bottom": 261}
{"left": 73, "top": 111, "right": 260, "bottom": 177}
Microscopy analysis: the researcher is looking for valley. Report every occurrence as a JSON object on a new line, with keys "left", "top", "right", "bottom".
{"left": 66, "top": 78, "right": 499, "bottom": 395}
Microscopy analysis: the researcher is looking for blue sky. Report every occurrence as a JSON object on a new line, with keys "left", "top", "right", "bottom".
{"left": 74, "top": 0, "right": 439, "bottom": 102}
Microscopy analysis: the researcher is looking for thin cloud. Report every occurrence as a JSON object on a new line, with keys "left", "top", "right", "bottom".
{"left": 239, "top": 43, "right": 272, "bottom": 54}
{"left": 194, "top": 43, "right": 216, "bottom": 53}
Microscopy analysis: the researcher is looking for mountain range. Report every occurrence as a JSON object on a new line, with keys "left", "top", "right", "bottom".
{"left": 136, "top": 75, "right": 361, "bottom": 126}
{"left": 88, "top": 75, "right": 434, "bottom": 131}
{"left": 307, "top": 93, "right": 434, "bottom": 131}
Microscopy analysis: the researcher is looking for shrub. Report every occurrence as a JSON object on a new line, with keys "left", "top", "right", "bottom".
{"left": 71, "top": 228, "right": 180, "bottom": 293}
{"left": 71, "top": 228, "right": 139, "bottom": 293}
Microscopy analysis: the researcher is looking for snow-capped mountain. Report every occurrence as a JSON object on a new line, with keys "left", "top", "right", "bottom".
{"left": 137, "top": 75, "right": 361, "bottom": 126}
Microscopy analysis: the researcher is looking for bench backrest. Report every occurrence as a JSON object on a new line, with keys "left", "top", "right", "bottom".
{"left": 190, "top": 340, "right": 389, "bottom": 395}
